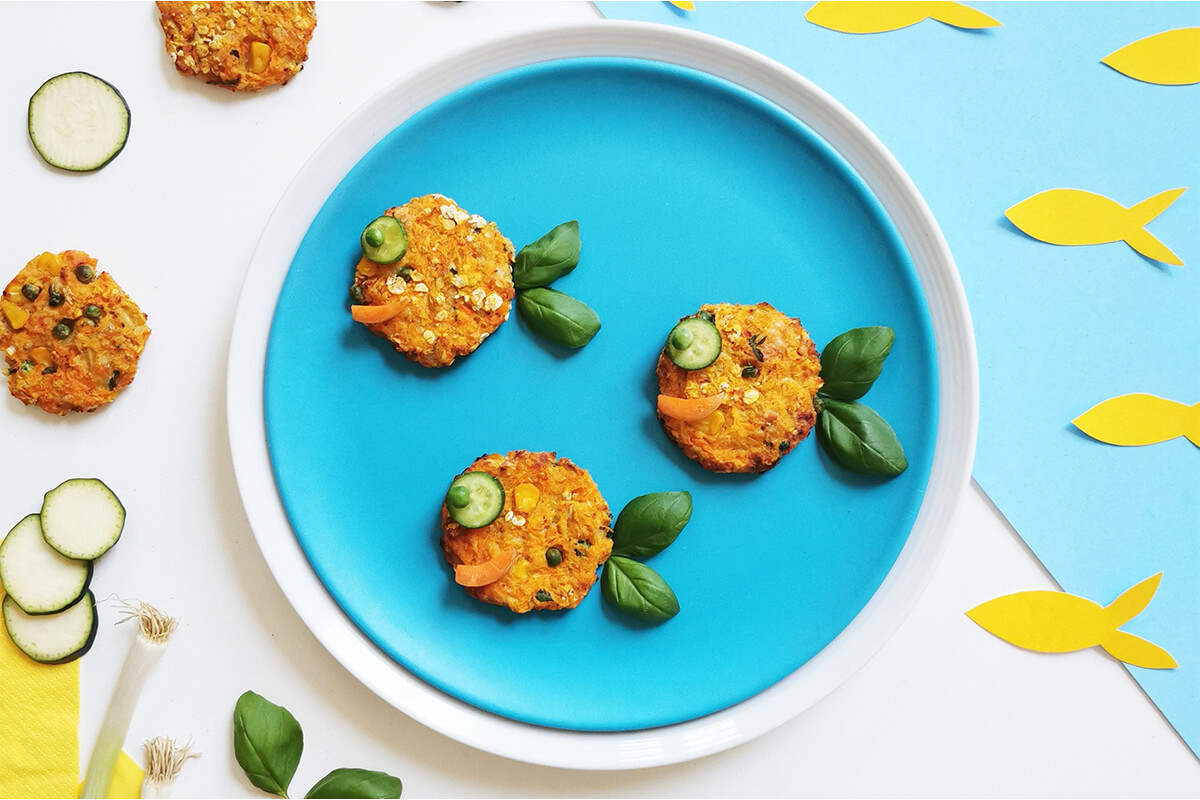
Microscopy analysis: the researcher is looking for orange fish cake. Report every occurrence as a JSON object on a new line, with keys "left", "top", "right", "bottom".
{"left": 440, "top": 451, "right": 613, "bottom": 613}
{"left": 156, "top": 1, "right": 317, "bottom": 92}
{"left": 656, "top": 302, "right": 822, "bottom": 473}
{"left": 1, "top": 251, "right": 150, "bottom": 415}
{"left": 351, "top": 194, "right": 515, "bottom": 368}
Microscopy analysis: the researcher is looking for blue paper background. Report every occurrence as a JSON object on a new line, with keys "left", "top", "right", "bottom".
{"left": 596, "top": 1, "right": 1200, "bottom": 758}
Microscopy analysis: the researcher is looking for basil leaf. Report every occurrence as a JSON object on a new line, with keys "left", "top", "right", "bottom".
{"left": 233, "top": 691, "right": 304, "bottom": 798}
{"left": 816, "top": 398, "right": 907, "bottom": 477}
{"left": 601, "top": 556, "right": 679, "bottom": 622}
{"left": 517, "top": 288, "right": 600, "bottom": 348}
{"left": 305, "top": 768, "right": 402, "bottom": 799}
{"left": 513, "top": 220, "right": 580, "bottom": 289}
{"left": 819, "top": 326, "right": 895, "bottom": 400}
{"left": 612, "top": 491, "right": 692, "bottom": 558}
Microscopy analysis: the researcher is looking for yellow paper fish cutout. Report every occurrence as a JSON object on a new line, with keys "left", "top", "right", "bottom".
{"left": 1073, "top": 393, "right": 1200, "bottom": 447}
{"left": 667, "top": 1, "right": 695, "bottom": 9}
{"left": 967, "top": 574, "right": 1177, "bottom": 669}
{"left": 1005, "top": 187, "right": 1186, "bottom": 266}
{"left": 1103, "top": 28, "right": 1200, "bottom": 86}
{"left": 77, "top": 751, "right": 144, "bottom": 799}
{"left": 805, "top": 1, "right": 999, "bottom": 34}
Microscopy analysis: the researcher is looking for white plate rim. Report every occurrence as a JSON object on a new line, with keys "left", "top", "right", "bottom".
{"left": 226, "top": 20, "right": 978, "bottom": 770}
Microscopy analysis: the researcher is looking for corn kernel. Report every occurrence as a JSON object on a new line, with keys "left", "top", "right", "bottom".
{"left": 693, "top": 409, "right": 726, "bottom": 435}
{"left": 29, "top": 347, "right": 52, "bottom": 367}
{"left": 249, "top": 41, "right": 271, "bottom": 73}
{"left": 514, "top": 483, "right": 540, "bottom": 513}
{"left": 1, "top": 300, "right": 29, "bottom": 330}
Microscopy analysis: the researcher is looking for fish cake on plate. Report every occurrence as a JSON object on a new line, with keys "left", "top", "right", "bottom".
{"left": 156, "top": 1, "right": 317, "bottom": 92}
{"left": 441, "top": 451, "right": 613, "bottom": 613}
{"left": 1, "top": 251, "right": 150, "bottom": 415}
{"left": 657, "top": 302, "right": 823, "bottom": 473}
{"left": 351, "top": 194, "right": 515, "bottom": 368}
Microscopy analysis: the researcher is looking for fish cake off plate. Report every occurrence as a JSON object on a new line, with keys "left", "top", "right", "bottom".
{"left": 227, "top": 23, "right": 977, "bottom": 769}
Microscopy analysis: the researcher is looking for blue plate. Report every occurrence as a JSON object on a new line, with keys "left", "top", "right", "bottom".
{"left": 265, "top": 58, "right": 938, "bottom": 732}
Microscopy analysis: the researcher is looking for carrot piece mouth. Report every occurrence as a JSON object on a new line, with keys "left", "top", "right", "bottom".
{"left": 454, "top": 549, "right": 517, "bottom": 587}
{"left": 657, "top": 393, "right": 727, "bottom": 422}
{"left": 351, "top": 300, "right": 404, "bottom": 324}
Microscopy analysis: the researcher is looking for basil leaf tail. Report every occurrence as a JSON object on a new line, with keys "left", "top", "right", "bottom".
{"left": 816, "top": 397, "right": 907, "bottom": 477}
{"left": 305, "top": 767, "right": 403, "bottom": 799}
{"left": 233, "top": 690, "right": 304, "bottom": 798}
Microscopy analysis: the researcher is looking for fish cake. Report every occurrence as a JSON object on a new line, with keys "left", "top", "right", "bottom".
{"left": 441, "top": 451, "right": 613, "bottom": 613}
{"left": 156, "top": 1, "right": 317, "bottom": 92}
{"left": 657, "top": 302, "right": 822, "bottom": 473}
{"left": 351, "top": 195, "right": 515, "bottom": 368}
{"left": 1, "top": 251, "right": 151, "bottom": 415}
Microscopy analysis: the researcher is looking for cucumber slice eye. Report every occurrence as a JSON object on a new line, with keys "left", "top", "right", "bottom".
{"left": 360, "top": 216, "right": 408, "bottom": 264}
{"left": 445, "top": 472, "right": 505, "bottom": 529}
{"left": 40, "top": 478, "right": 125, "bottom": 560}
{"left": 665, "top": 316, "right": 722, "bottom": 370}
{"left": 0, "top": 514, "right": 92, "bottom": 615}
{"left": 2, "top": 591, "right": 97, "bottom": 664}
{"left": 28, "top": 72, "right": 130, "bottom": 172}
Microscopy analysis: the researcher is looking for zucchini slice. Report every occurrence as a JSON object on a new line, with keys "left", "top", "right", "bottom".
{"left": 0, "top": 514, "right": 92, "bottom": 615}
{"left": 445, "top": 472, "right": 505, "bottom": 529}
{"left": 360, "top": 216, "right": 408, "bottom": 264}
{"left": 28, "top": 72, "right": 130, "bottom": 172}
{"left": 40, "top": 478, "right": 125, "bottom": 560}
{"left": 665, "top": 316, "right": 722, "bottom": 370}
{"left": 2, "top": 591, "right": 97, "bottom": 664}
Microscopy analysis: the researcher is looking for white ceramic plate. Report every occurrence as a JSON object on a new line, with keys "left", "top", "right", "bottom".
{"left": 226, "top": 21, "right": 977, "bottom": 769}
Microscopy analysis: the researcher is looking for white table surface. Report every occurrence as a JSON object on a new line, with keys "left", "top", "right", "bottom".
{"left": 2, "top": 2, "right": 1198, "bottom": 797}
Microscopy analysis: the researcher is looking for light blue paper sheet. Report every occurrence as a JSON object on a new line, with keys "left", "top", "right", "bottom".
{"left": 596, "top": 0, "right": 1200, "bottom": 758}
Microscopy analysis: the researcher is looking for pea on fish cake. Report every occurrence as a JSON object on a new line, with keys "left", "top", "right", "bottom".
{"left": 156, "top": 1, "right": 317, "bottom": 92}
{"left": 1, "top": 251, "right": 151, "bottom": 415}
{"left": 350, "top": 195, "right": 515, "bottom": 368}
{"left": 440, "top": 451, "right": 613, "bottom": 613}
{"left": 656, "top": 302, "right": 822, "bottom": 473}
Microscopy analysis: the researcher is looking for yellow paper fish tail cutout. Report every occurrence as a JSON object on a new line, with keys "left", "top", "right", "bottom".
{"left": 805, "top": 2, "right": 998, "bottom": 34}
{"left": 925, "top": 1, "right": 1000, "bottom": 29}
{"left": 1072, "top": 393, "right": 1199, "bottom": 447}
{"left": 667, "top": 1, "right": 695, "bottom": 10}
{"left": 1124, "top": 187, "right": 1186, "bottom": 265}
{"left": 77, "top": 751, "right": 145, "bottom": 799}
{"left": 1103, "top": 27, "right": 1200, "bottom": 86}
{"left": 1100, "top": 630, "right": 1178, "bottom": 670}
{"left": 1103, "top": 572, "right": 1162, "bottom": 626}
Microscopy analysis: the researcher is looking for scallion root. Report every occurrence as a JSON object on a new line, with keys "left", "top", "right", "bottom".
{"left": 142, "top": 737, "right": 200, "bottom": 799}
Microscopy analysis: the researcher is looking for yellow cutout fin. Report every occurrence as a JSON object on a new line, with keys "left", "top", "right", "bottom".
{"left": 966, "top": 573, "right": 1177, "bottom": 669}
{"left": 1103, "top": 28, "right": 1200, "bottom": 86}
{"left": 805, "top": 1, "right": 999, "bottom": 34}
{"left": 667, "top": 0, "right": 695, "bottom": 9}
{"left": 77, "top": 751, "right": 144, "bottom": 799}
{"left": 1073, "top": 393, "right": 1200, "bottom": 447}
{"left": 1005, "top": 187, "right": 1186, "bottom": 265}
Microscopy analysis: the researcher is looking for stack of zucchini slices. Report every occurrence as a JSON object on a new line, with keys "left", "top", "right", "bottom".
{"left": 0, "top": 479, "right": 124, "bottom": 663}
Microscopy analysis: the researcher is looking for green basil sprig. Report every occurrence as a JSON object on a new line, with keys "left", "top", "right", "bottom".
{"left": 612, "top": 491, "right": 691, "bottom": 558}
{"left": 819, "top": 326, "right": 894, "bottom": 400}
{"left": 234, "top": 691, "right": 303, "bottom": 797}
{"left": 517, "top": 288, "right": 601, "bottom": 348}
{"left": 601, "top": 491, "right": 692, "bottom": 622}
{"left": 817, "top": 397, "right": 907, "bottom": 477}
{"left": 513, "top": 220, "right": 580, "bottom": 289}
{"left": 601, "top": 556, "right": 680, "bottom": 622}
{"left": 234, "top": 691, "right": 402, "bottom": 799}
{"left": 815, "top": 325, "right": 906, "bottom": 477}
{"left": 306, "top": 769, "right": 403, "bottom": 799}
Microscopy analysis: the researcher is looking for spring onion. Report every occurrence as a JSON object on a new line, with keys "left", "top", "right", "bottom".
{"left": 142, "top": 737, "right": 199, "bottom": 799}
{"left": 80, "top": 600, "right": 178, "bottom": 798}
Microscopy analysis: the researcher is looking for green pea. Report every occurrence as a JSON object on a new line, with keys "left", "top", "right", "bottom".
{"left": 84, "top": 305, "right": 102, "bottom": 319}
{"left": 52, "top": 322, "right": 71, "bottom": 340}
{"left": 18, "top": 360, "right": 34, "bottom": 374}
{"left": 697, "top": 310, "right": 716, "bottom": 324}
{"left": 21, "top": 283, "right": 40, "bottom": 301}
{"left": 546, "top": 547, "right": 563, "bottom": 567}
{"left": 670, "top": 326, "right": 693, "bottom": 350}
{"left": 779, "top": 441, "right": 792, "bottom": 452}
{"left": 397, "top": 266, "right": 413, "bottom": 282}
{"left": 47, "top": 287, "right": 64, "bottom": 307}
{"left": 349, "top": 284, "right": 365, "bottom": 304}
{"left": 363, "top": 226, "right": 385, "bottom": 248}
{"left": 741, "top": 364, "right": 759, "bottom": 378}
{"left": 535, "top": 590, "right": 552, "bottom": 603}
{"left": 447, "top": 485, "right": 471, "bottom": 508}
{"left": 74, "top": 264, "right": 95, "bottom": 283}
{"left": 42, "top": 365, "right": 57, "bottom": 375}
